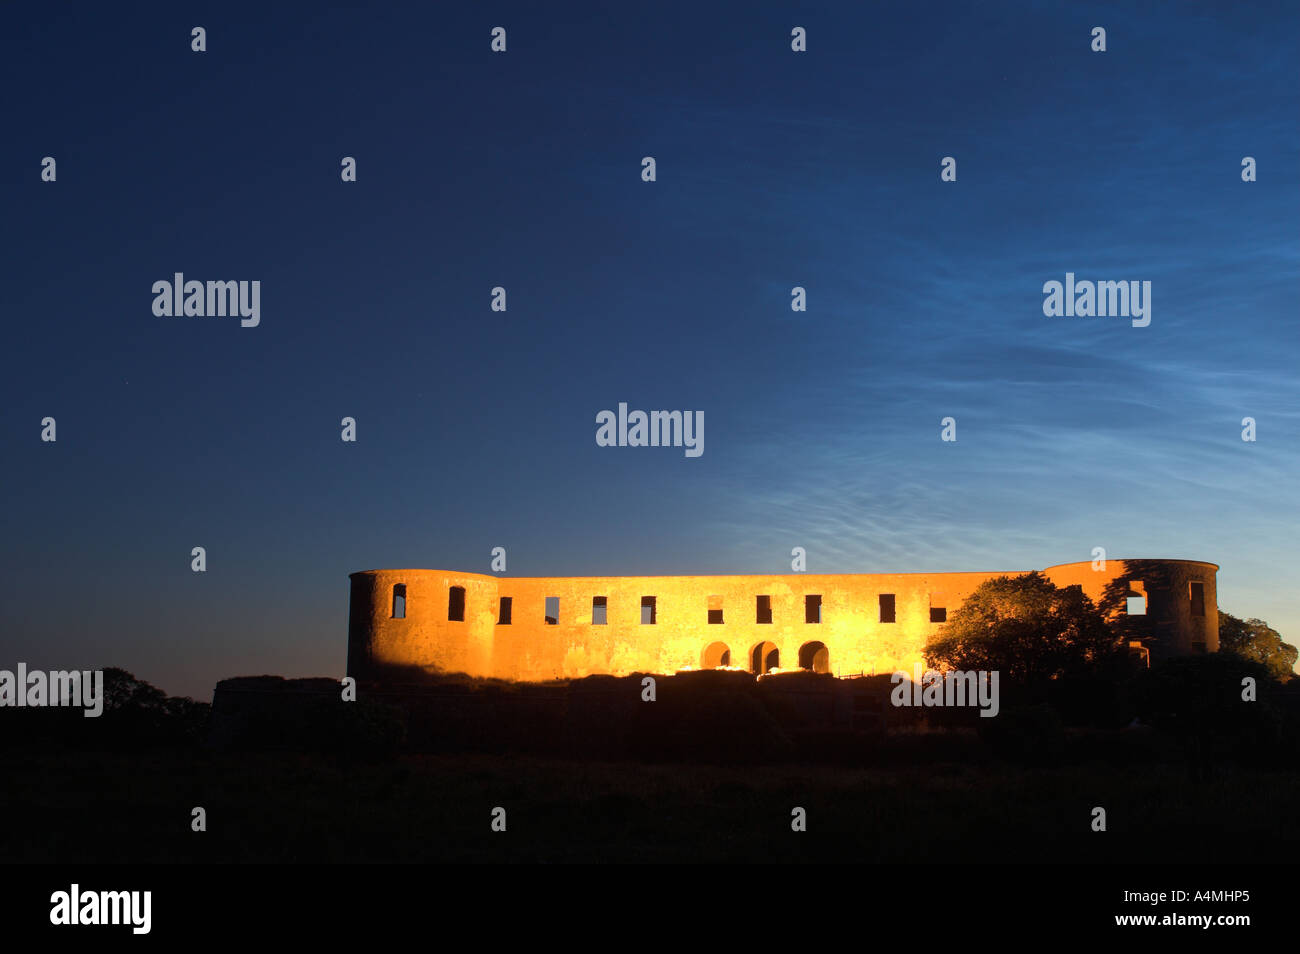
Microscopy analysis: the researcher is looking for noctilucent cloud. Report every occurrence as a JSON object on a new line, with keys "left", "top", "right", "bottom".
{"left": 2, "top": 1, "right": 1297, "bottom": 699}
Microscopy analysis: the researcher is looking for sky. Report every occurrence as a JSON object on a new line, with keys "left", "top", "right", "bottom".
{"left": 2, "top": 1, "right": 1297, "bottom": 700}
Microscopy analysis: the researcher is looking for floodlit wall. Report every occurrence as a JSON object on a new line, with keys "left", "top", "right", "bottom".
{"left": 347, "top": 559, "right": 1219, "bottom": 681}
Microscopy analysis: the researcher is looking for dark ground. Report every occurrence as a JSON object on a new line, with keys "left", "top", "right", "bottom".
{"left": 5, "top": 748, "right": 1298, "bottom": 863}
{"left": 6, "top": 662, "right": 1297, "bottom": 863}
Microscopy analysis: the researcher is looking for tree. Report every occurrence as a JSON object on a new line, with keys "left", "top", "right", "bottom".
{"left": 925, "top": 572, "right": 1122, "bottom": 682}
{"left": 1218, "top": 612, "right": 1297, "bottom": 681}
{"left": 98, "top": 668, "right": 208, "bottom": 747}
{"left": 102, "top": 667, "right": 168, "bottom": 712}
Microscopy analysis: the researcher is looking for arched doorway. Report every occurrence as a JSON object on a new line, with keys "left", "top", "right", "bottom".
{"left": 750, "top": 641, "right": 779, "bottom": 674}
{"left": 701, "top": 641, "right": 731, "bottom": 669}
{"left": 799, "top": 640, "right": 830, "bottom": 673}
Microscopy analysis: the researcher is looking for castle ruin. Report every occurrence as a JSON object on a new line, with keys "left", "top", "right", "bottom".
{"left": 346, "top": 559, "right": 1219, "bottom": 682}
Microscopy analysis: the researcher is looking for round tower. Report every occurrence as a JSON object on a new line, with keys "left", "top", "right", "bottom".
{"left": 347, "top": 569, "right": 499, "bottom": 681}
{"left": 1041, "top": 558, "right": 1219, "bottom": 660}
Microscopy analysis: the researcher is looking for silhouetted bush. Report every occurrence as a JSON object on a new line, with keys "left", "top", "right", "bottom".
{"left": 0, "top": 668, "right": 209, "bottom": 752}
{"left": 199, "top": 660, "right": 1300, "bottom": 770}
{"left": 1041, "top": 672, "right": 1130, "bottom": 729}
{"left": 1129, "top": 654, "right": 1284, "bottom": 765}
{"left": 978, "top": 703, "right": 1065, "bottom": 766}
{"left": 627, "top": 672, "right": 793, "bottom": 763}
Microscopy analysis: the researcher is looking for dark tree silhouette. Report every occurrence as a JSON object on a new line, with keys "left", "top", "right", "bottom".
{"left": 1218, "top": 612, "right": 1297, "bottom": 681}
{"left": 925, "top": 571, "right": 1122, "bottom": 683}
{"left": 102, "top": 667, "right": 168, "bottom": 711}
{"left": 97, "top": 668, "right": 208, "bottom": 748}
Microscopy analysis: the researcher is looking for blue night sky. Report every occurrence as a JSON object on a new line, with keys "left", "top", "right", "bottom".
{"left": 3, "top": 1, "right": 1297, "bottom": 699}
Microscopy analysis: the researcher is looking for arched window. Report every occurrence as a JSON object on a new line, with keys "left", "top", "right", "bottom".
{"left": 750, "top": 641, "right": 779, "bottom": 674}
{"left": 798, "top": 641, "right": 830, "bottom": 673}
{"left": 701, "top": 641, "right": 731, "bottom": 669}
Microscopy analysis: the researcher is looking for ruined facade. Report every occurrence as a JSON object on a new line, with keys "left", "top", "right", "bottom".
{"left": 346, "top": 559, "right": 1219, "bottom": 682}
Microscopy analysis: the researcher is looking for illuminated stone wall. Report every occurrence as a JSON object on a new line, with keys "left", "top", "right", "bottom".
{"left": 347, "top": 559, "right": 1219, "bottom": 682}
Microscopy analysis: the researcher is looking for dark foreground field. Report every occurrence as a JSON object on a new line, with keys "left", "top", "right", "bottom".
{"left": 5, "top": 749, "right": 1298, "bottom": 863}
{"left": 6, "top": 662, "right": 1296, "bottom": 863}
